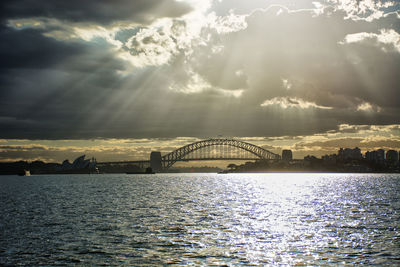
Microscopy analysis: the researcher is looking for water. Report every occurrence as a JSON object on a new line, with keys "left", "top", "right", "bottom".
{"left": 1, "top": 173, "right": 399, "bottom": 265}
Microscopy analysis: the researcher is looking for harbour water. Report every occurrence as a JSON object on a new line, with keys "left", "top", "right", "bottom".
{"left": 1, "top": 173, "right": 399, "bottom": 265}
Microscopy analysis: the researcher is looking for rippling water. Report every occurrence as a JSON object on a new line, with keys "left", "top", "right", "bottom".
{"left": 1, "top": 173, "right": 400, "bottom": 265}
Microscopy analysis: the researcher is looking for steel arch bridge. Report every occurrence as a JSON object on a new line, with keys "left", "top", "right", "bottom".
{"left": 160, "top": 138, "right": 280, "bottom": 169}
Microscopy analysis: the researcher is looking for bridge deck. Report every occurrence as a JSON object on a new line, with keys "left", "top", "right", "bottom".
{"left": 97, "top": 158, "right": 277, "bottom": 165}
{"left": 97, "top": 161, "right": 149, "bottom": 165}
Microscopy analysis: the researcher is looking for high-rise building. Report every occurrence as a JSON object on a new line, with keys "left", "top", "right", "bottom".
{"left": 386, "top": 150, "right": 399, "bottom": 165}
{"left": 365, "top": 151, "right": 376, "bottom": 161}
{"left": 365, "top": 149, "right": 386, "bottom": 165}
{"left": 338, "top": 147, "right": 362, "bottom": 160}
{"left": 377, "top": 149, "right": 385, "bottom": 162}
{"left": 282, "top": 150, "right": 293, "bottom": 161}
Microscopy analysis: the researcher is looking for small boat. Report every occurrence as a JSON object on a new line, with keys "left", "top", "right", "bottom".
{"left": 18, "top": 170, "right": 31, "bottom": 176}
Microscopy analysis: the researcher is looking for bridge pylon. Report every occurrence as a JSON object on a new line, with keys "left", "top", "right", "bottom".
{"left": 150, "top": 151, "right": 162, "bottom": 172}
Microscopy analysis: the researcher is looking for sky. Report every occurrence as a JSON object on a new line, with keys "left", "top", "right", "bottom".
{"left": 0, "top": 0, "right": 399, "bottom": 163}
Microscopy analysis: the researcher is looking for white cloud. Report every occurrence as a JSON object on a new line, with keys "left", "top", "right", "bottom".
{"left": 120, "top": 1, "right": 249, "bottom": 68}
{"left": 341, "top": 29, "right": 400, "bottom": 52}
{"left": 261, "top": 97, "right": 332, "bottom": 109}
{"left": 377, "top": 29, "right": 400, "bottom": 52}
{"left": 9, "top": 17, "right": 125, "bottom": 46}
{"left": 329, "top": 0, "right": 398, "bottom": 21}
{"left": 125, "top": 22, "right": 178, "bottom": 67}
{"left": 356, "top": 102, "right": 382, "bottom": 112}
{"left": 169, "top": 71, "right": 209, "bottom": 93}
{"left": 342, "top": 31, "right": 373, "bottom": 43}
{"left": 357, "top": 102, "right": 373, "bottom": 111}
{"left": 282, "top": 79, "right": 292, "bottom": 90}
{"left": 169, "top": 70, "right": 244, "bottom": 97}
{"left": 207, "top": 11, "right": 248, "bottom": 34}
{"left": 220, "top": 88, "right": 244, "bottom": 98}
{"left": 312, "top": 2, "right": 327, "bottom": 16}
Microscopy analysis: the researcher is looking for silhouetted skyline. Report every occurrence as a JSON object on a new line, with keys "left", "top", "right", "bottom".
{"left": 0, "top": 0, "right": 399, "bottom": 162}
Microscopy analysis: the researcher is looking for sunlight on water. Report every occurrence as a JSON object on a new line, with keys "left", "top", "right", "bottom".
{"left": 1, "top": 173, "right": 400, "bottom": 265}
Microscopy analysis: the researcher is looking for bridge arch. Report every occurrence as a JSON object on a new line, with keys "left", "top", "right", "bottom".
{"left": 160, "top": 138, "right": 280, "bottom": 170}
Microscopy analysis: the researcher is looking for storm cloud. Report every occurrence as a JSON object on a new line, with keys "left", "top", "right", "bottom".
{"left": 0, "top": 0, "right": 399, "bottom": 142}
{"left": 0, "top": 0, "right": 192, "bottom": 25}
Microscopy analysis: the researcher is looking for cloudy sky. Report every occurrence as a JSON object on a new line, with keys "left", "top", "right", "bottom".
{"left": 0, "top": 0, "right": 399, "bottom": 163}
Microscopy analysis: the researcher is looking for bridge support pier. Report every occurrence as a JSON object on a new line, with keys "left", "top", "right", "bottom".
{"left": 150, "top": 151, "right": 162, "bottom": 172}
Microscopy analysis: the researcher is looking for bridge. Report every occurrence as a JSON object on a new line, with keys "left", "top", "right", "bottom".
{"left": 97, "top": 138, "right": 281, "bottom": 171}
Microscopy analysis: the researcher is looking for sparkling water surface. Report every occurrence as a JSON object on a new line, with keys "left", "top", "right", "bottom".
{"left": 1, "top": 173, "right": 400, "bottom": 265}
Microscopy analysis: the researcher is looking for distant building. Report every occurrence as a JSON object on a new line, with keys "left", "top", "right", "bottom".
{"left": 366, "top": 151, "right": 377, "bottom": 162}
{"left": 322, "top": 154, "right": 337, "bottom": 165}
{"left": 386, "top": 150, "right": 399, "bottom": 165}
{"left": 377, "top": 149, "right": 385, "bottom": 162}
{"left": 303, "top": 155, "right": 320, "bottom": 167}
{"left": 282, "top": 150, "right": 293, "bottom": 161}
{"left": 365, "top": 149, "right": 385, "bottom": 164}
{"left": 59, "top": 155, "right": 96, "bottom": 171}
{"left": 338, "top": 147, "right": 362, "bottom": 160}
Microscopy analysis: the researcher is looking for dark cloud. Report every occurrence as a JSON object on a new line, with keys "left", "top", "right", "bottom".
{"left": 0, "top": 145, "right": 47, "bottom": 151}
{"left": 0, "top": 0, "right": 192, "bottom": 25}
{"left": 0, "top": 25, "right": 131, "bottom": 139}
{"left": 0, "top": 26, "right": 86, "bottom": 69}
{"left": 294, "top": 137, "right": 400, "bottom": 151}
{"left": 0, "top": 144, "right": 146, "bottom": 162}
{"left": 362, "top": 139, "right": 400, "bottom": 148}
{"left": 327, "top": 125, "right": 373, "bottom": 134}
{"left": 0, "top": 2, "right": 399, "bottom": 141}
